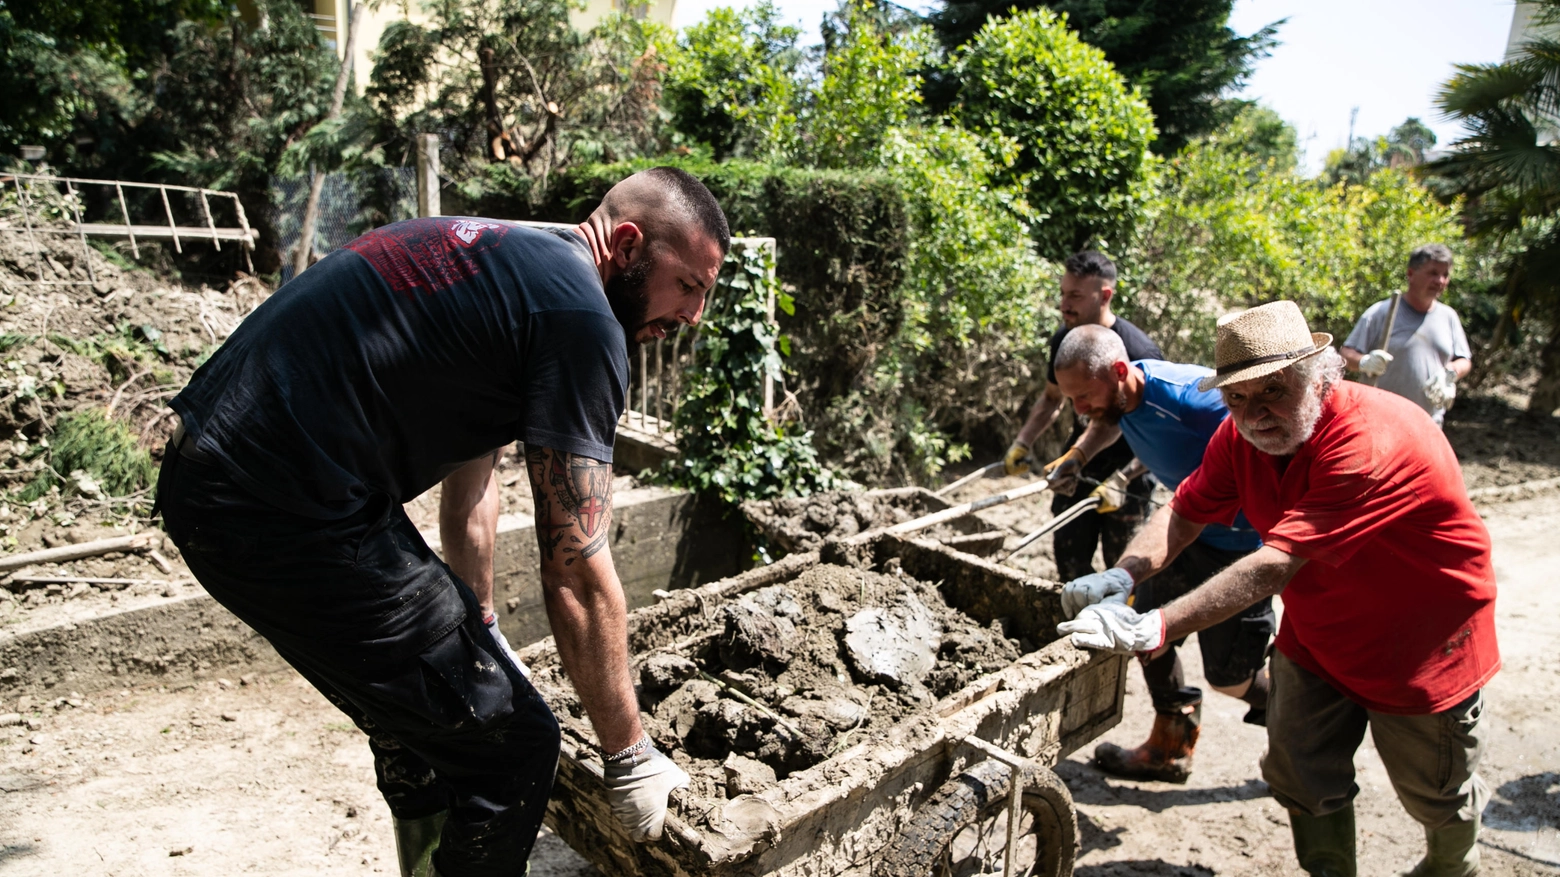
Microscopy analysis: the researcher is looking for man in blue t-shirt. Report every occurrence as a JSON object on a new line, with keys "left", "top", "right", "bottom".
{"left": 1049, "top": 324, "right": 1273, "bottom": 783}
{"left": 159, "top": 168, "right": 729, "bottom": 873}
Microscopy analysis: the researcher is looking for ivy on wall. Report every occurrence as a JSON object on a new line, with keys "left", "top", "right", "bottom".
{"left": 660, "top": 239, "right": 838, "bottom": 504}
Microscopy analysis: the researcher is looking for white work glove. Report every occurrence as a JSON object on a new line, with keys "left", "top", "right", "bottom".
{"left": 1057, "top": 601, "right": 1165, "bottom": 654}
{"left": 1060, "top": 567, "right": 1134, "bottom": 620}
{"left": 1043, "top": 447, "right": 1087, "bottom": 497}
{"left": 1423, "top": 365, "right": 1458, "bottom": 410}
{"left": 483, "top": 614, "right": 530, "bottom": 679}
{"left": 1358, "top": 348, "right": 1393, "bottom": 378}
{"left": 603, "top": 743, "right": 690, "bottom": 842}
{"left": 1090, "top": 468, "right": 1133, "bottom": 514}
{"left": 1004, "top": 440, "right": 1033, "bottom": 476}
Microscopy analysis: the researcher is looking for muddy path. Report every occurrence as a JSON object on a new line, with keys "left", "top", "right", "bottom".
{"left": 0, "top": 494, "right": 1555, "bottom": 875}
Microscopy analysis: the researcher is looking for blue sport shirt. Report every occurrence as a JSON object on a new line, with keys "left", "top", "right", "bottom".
{"left": 1117, "top": 360, "right": 1261, "bottom": 553}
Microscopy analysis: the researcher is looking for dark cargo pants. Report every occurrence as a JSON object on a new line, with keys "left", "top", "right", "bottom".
{"left": 1262, "top": 652, "right": 1488, "bottom": 828}
{"left": 157, "top": 442, "right": 560, "bottom": 877}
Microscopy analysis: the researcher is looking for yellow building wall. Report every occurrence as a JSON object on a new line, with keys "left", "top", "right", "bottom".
{"left": 306, "top": 0, "right": 676, "bottom": 93}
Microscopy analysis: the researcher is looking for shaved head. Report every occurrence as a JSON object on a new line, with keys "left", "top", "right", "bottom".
{"left": 594, "top": 167, "right": 731, "bottom": 256}
{"left": 1055, "top": 324, "right": 1128, "bottom": 377}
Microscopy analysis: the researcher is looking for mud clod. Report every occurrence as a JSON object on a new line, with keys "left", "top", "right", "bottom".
{"left": 547, "top": 562, "right": 1032, "bottom": 808}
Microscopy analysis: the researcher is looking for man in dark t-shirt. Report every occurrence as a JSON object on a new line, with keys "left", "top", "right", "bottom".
{"left": 158, "top": 168, "right": 730, "bottom": 874}
{"left": 1006, "top": 251, "right": 1162, "bottom": 580}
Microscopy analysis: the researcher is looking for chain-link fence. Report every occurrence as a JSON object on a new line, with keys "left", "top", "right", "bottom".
{"left": 270, "top": 167, "right": 417, "bottom": 284}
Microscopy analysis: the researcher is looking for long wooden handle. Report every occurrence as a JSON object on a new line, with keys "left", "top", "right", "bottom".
{"left": 1000, "top": 496, "right": 1102, "bottom": 560}
{"left": 934, "top": 461, "right": 1005, "bottom": 497}
{"left": 1365, "top": 292, "right": 1402, "bottom": 388}
{"left": 880, "top": 479, "right": 1054, "bottom": 539}
{"left": 0, "top": 531, "right": 159, "bottom": 574}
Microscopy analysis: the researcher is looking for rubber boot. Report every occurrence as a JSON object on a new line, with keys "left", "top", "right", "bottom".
{"left": 1241, "top": 668, "right": 1270, "bottom": 727}
{"left": 1289, "top": 805, "right": 1357, "bottom": 877}
{"left": 1092, "top": 701, "right": 1200, "bottom": 783}
{"left": 394, "top": 810, "right": 447, "bottom": 877}
{"left": 1400, "top": 818, "right": 1481, "bottom": 877}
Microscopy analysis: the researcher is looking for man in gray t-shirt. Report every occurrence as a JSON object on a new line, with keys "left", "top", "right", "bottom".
{"left": 1342, "top": 243, "right": 1472, "bottom": 425}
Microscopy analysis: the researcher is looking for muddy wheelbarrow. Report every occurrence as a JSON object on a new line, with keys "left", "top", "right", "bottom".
{"left": 514, "top": 532, "right": 1128, "bottom": 877}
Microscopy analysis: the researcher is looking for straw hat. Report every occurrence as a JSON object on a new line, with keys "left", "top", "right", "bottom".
{"left": 1197, "top": 301, "right": 1333, "bottom": 391}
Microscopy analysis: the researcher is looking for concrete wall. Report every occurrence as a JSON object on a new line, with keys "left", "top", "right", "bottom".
{"left": 0, "top": 487, "right": 745, "bottom": 700}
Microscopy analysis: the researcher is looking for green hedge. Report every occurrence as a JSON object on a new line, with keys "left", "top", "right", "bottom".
{"left": 532, "top": 158, "right": 913, "bottom": 438}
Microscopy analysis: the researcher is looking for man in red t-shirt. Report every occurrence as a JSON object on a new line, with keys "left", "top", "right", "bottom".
{"left": 1057, "top": 301, "right": 1498, "bottom": 877}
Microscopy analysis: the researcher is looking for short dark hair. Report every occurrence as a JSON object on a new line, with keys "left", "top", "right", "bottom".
{"left": 643, "top": 166, "right": 731, "bottom": 255}
{"left": 1407, "top": 243, "right": 1453, "bottom": 270}
{"left": 1064, "top": 250, "right": 1117, "bottom": 283}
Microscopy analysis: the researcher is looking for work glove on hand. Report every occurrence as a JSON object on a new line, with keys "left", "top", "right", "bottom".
{"left": 603, "top": 743, "right": 689, "bottom": 842}
{"left": 1358, "top": 348, "right": 1394, "bottom": 378}
{"left": 1003, "top": 440, "right": 1033, "bottom": 476}
{"left": 1057, "top": 601, "right": 1165, "bottom": 654}
{"left": 1090, "top": 468, "right": 1133, "bottom": 514}
{"left": 483, "top": 614, "right": 530, "bottom": 679}
{"left": 1423, "top": 365, "right": 1458, "bottom": 410}
{"left": 1060, "top": 567, "right": 1134, "bottom": 620}
{"left": 1043, "top": 447, "right": 1087, "bottom": 497}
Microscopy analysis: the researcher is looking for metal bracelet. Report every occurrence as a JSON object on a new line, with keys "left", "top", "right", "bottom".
{"left": 603, "top": 735, "right": 651, "bottom": 764}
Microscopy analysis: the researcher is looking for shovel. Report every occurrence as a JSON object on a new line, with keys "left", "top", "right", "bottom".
{"left": 999, "top": 495, "right": 1103, "bottom": 561}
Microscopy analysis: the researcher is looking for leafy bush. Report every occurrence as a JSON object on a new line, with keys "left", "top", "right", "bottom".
{"left": 662, "top": 2, "right": 804, "bottom": 161}
{"left": 20, "top": 409, "right": 155, "bottom": 501}
{"left": 1117, "top": 133, "right": 1467, "bottom": 364}
{"left": 363, "top": 0, "right": 671, "bottom": 213}
{"left": 949, "top": 7, "right": 1158, "bottom": 257}
{"left": 666, "top": 241, "right": 836, "bottom": 502}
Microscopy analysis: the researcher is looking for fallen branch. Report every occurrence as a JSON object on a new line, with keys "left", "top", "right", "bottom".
{"left": 698, "top": 670, "right": 805, "bottom": 738}
{"left": 8, "top": 575, "right": 168, "bottom": 588}
{"left": 0, "top": 531, "right": 159, "bottom": 573}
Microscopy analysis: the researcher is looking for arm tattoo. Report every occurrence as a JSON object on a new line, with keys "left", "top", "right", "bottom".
{"left": 526, "top": 446, "right": 613, "bottom": 565}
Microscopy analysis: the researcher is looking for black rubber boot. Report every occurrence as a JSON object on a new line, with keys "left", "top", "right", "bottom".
{"left": 1400, "top": 818, "right": 1481, "bottom": 877}
{"left": 1241, "top": 669, "right": 1270, "bottom": 727}
{"left": 1289, "top": 805, "right": 1357, "bottom": 877}
{"left": 394, "top": 810, "right": 447, "bottom": 877}
{"left": 1092, "top": 701, "right": 1201, "bottom": 783}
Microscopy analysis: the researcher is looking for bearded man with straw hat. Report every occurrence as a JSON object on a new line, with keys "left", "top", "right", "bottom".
{"left": 1056, "top": 301, "right": 1499, "bottom": 877}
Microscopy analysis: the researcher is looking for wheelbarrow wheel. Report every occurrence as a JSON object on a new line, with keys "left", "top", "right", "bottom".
{"left": 876, "top": 759, "right": 1077, "bottom": 877}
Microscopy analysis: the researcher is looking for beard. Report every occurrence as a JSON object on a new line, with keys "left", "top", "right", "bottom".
{"left": 604, "top": 251, "right": 655, "bottom": 348}
{"left": 1236, "top": 383, "right": 1325, "bottom": 456}
{"left": 1094, "top": 385, "right": 1131, "bottom": 426}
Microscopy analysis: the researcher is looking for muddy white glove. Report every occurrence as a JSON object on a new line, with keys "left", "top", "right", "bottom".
{"left": 1044, "top": 447, "right": 1087, "bottom": 496}
{"left": 483, "top": 614, "right": 530, "bottom": 679}
{"left": 603, "top": 743, "right": 689, "bottom": 842}
{"left": 1090, "top": 468, "right": 1133, "bottom": 514}
{"left": 1004, "top": 440, "right": 1033, "bottom": 476}
{"left": 1060, "top": 567, "right": 1134, "bottom": 620}
{"left": 1358, "top": 348, "right": 1393, "bottom": 378}
{"left": 1423, "top": 365, "right": 1457, "bottom": 410}
{"left": 1057, "top": 601, "right": 1165, "bottom": 653}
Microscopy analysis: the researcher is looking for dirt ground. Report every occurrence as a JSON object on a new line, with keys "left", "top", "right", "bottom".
{"left": 0, "top": 492, "right": 1552, "bottom": 875}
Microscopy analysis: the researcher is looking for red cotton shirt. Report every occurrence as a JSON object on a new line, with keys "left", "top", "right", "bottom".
{"left": 1172, "top": 380, "right": 1499, "bottom": 715}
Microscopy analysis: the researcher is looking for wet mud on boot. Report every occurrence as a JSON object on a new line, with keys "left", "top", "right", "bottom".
{"left": 1092, "top": 701, "right": 1200, "bottom": 783}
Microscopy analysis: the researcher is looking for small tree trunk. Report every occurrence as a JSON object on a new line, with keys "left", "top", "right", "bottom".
{"left": 1530, "top": 323, "right": 1560, "bottom": 417}
{"left": 293, "top": 5, "right": 365, "bottom": 278}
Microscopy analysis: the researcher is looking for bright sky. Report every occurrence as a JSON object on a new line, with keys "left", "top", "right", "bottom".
{"left": 669, "top": 0, "right": 1518, "bottom": 173}
{"left": 1228, "top": 0, "right": 1516, "bottom": 171}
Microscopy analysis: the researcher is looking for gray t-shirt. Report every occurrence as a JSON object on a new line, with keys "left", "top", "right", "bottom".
{"left": 1344, "top": 296, "right": 1470, "bottom": 423}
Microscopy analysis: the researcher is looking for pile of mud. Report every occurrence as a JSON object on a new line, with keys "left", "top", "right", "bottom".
{"left": 542, "top": 562, "right": 1031, "bottom": 803}
{"left": 742, "top": 489, "right": 999, "bottom": 554}
{"left": 0, "top": 220, "right": 274, "bottom": 624}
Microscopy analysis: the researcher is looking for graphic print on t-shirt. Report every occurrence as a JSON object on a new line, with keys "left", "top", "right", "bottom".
{"left": 345, "top": 218, "right": 508, "bottom": 297}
